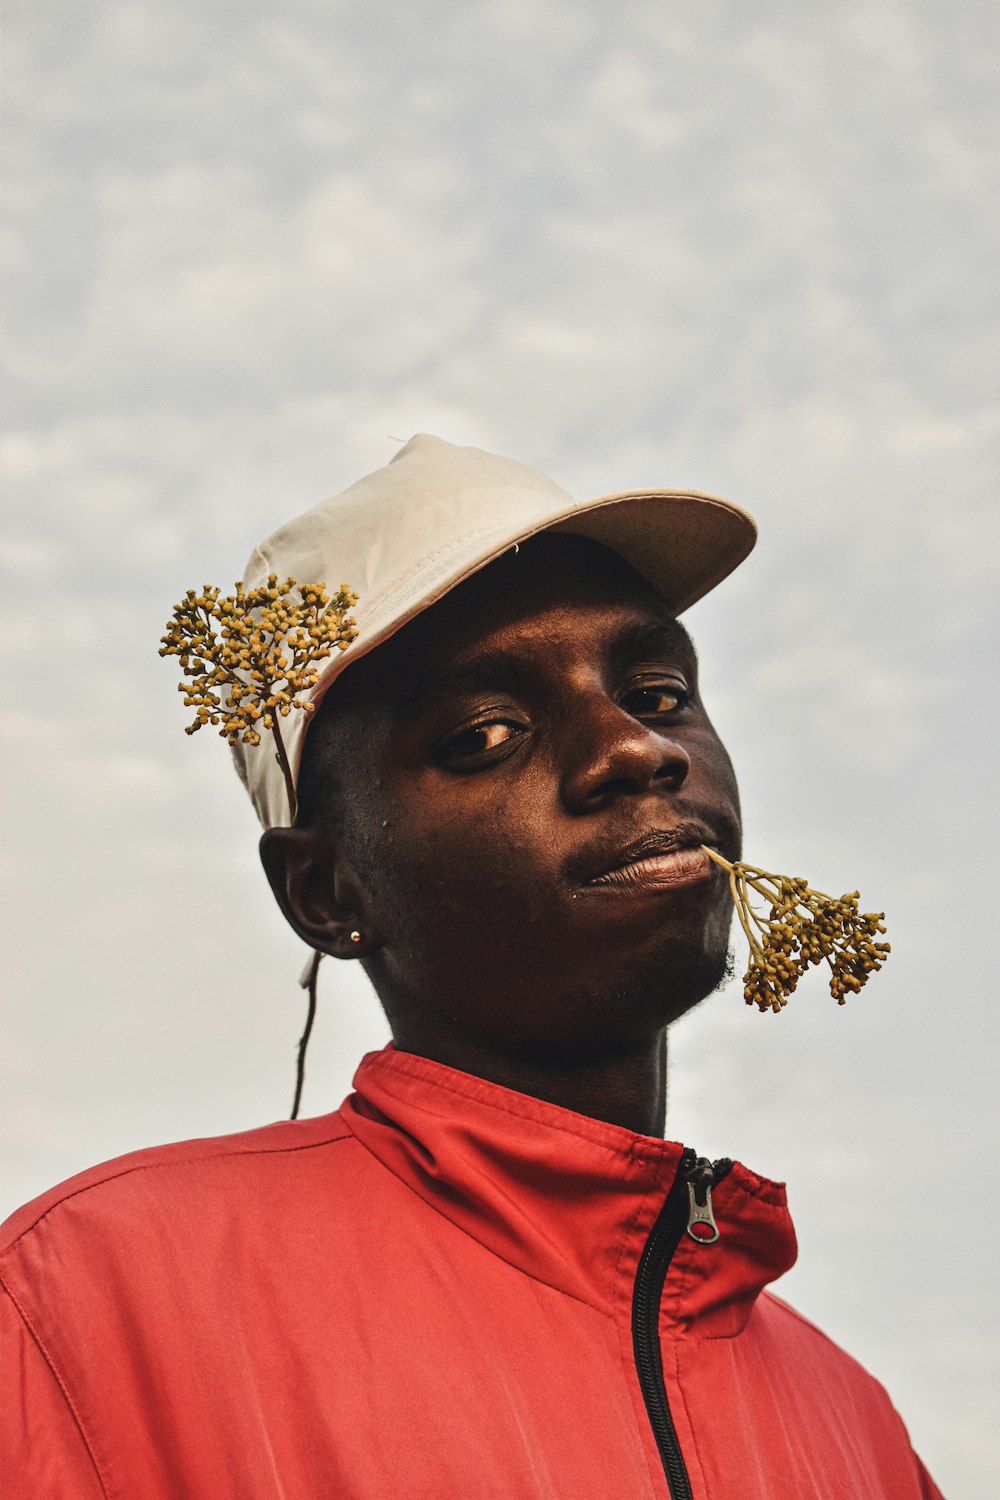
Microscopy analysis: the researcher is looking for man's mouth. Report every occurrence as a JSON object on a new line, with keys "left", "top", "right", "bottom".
{"left": 581, "top": 825, "right": 719, "bottom": 894}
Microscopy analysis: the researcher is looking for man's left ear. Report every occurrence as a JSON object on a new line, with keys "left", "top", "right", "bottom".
{"left": 258, "top": 826, "right": 378, "bottom": 959}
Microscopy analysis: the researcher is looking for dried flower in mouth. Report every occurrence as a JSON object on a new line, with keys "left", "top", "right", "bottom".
{"left": 702, "top": 847, "right": 890, "bottom": 1014}
{"left": 159, "top": 575, "right": 358, "bottom": 823}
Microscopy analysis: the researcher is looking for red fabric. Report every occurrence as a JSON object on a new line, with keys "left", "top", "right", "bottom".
{"left": 1, "top": 1045, "right": 944, "bottom": 1498}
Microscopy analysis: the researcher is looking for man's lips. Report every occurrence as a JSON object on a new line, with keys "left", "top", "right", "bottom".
{"left": 585, "top": 846, "right": 713, "bottom": 892}
{"left": 577, "top": 824, "right": 721, "bottom": 894}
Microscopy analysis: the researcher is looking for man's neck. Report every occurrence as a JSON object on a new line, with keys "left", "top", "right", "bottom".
{"left": 390, "top": 1030, "right": 670, "bottom": 1138}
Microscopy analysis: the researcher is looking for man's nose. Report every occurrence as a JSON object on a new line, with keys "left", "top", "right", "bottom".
{"left": 559, "top": 698, "right": 690, "bottom": 811}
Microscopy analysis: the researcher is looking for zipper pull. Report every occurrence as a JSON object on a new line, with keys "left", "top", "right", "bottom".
{"left": 685, "top": 1156, "right": 720, "bottom": 1244}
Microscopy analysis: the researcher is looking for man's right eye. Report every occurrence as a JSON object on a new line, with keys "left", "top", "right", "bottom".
{"left": 437, "top": 720, "right": 523, "bottom": 763}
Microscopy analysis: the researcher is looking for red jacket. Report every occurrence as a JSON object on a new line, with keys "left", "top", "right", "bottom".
{"left": 2, "top": 1045, "right": 942, "bottom": 1498}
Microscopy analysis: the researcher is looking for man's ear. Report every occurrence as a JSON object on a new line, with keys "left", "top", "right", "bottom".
{"left": 259, "top": 826, "right": 378, "bottom": 959}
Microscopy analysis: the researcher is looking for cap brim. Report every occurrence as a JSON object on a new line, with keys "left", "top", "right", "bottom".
{"left": 550, "top": 487, "right": 757, "bottom": 617}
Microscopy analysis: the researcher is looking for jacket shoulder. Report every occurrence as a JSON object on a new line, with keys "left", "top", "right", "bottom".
{"left": 758, "top": 1292, "right": 943, "bottom": 1495}
{"left": 759, "top": 1289, "right": 899, "bottom": 1398}
{"left": 762, "top": 1289, "right": 875, "bottom": 1353}
{"left": 0, "top": 1111, "right": 354, "bottom": 1259}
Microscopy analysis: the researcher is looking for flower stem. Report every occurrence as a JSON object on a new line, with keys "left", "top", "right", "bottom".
{"left": 269, "top": 715, "right": 298, "bottom": 824}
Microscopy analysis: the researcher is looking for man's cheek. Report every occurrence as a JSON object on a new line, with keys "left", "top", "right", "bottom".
{"left": 392, "top": 837, "right": 550, "bottom": 950}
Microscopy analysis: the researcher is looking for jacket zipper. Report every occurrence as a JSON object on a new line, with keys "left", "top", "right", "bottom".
{"left": 631, "top": 1149, "right": 733, "bottom": 1498}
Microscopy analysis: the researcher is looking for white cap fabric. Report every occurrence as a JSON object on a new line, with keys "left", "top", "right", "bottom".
{"left": 234, "top": 434, "right": 756, "bottom": 828}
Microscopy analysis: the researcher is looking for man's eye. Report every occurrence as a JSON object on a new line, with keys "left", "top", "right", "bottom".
{"left": 621, "top": 685, "right": 688, "bottom": 717}
{"left": 439, "top": 721, "right": 522, "bottom": 761}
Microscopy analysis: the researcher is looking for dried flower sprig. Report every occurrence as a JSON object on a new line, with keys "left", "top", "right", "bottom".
{"left": 703, "top": 847, "right": 890, "bottom": 1014}
{"left": 159, "top": 574, "right": 358, "bottom": 822}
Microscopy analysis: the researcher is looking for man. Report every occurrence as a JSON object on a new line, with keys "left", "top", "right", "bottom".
{"left": 1, "top": 436, "right": 942, "bottom": 1497}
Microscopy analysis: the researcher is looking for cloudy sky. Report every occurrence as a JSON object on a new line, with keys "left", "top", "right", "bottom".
{"left": 3, "top": 1, "right": 998, "bottom": 1490}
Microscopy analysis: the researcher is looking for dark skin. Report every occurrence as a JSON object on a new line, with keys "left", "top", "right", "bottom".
{"left": 261, "top": 536, "right": 742, "bottom": 1137}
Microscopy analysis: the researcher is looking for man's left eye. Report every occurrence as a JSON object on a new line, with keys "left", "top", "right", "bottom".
{"left": 621, "top": 685, "right": 688, "bottom": 717}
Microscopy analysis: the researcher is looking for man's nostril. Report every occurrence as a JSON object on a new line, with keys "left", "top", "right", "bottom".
{"left": 561, "top": 713, "right": 691, "bottom": 809}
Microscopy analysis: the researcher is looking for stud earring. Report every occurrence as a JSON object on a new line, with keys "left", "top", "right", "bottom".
{"left": 349, "top": 930, "right": 362, "bottom": 944}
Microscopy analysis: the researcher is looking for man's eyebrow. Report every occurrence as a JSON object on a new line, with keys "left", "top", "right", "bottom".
{"left": 397, "top": 618, "right": 696, "bottom": 722}
{"left": 609, "top": 617, "right": 698, "bottom": 670}
{"left": 396, "top": 648, "right": 527, "bottom": 720}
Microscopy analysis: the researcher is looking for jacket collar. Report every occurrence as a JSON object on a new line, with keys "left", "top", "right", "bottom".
{"left": 340, "top": 1044, "right": 797, "bottom": 1336}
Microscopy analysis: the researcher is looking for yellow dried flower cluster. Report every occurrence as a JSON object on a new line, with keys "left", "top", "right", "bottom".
{"left": 159, "top": 575, "right": 358, "bottom": 822}
{"left": 703, "top": 847, "right": 890, "bottom": 1013}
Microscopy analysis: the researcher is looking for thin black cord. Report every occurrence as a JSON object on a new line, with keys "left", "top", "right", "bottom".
{"left": 291, "top": 951, "right": 322, "bottom": 1120}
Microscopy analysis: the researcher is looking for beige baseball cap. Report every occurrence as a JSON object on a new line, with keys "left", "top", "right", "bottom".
{"left": 233, "top": 433, "right": 756, "bottom": 827}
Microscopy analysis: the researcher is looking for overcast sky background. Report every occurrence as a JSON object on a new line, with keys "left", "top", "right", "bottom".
{"left": 3, "top": 1, "right": 998, "bottom": 1491}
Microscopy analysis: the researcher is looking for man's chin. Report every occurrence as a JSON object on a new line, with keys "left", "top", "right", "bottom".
{"left": 616, "top": 961, "right": 732, "bottom": 1027}
{"left": 546, "top": 942, "right": 736, "bottom": 1044}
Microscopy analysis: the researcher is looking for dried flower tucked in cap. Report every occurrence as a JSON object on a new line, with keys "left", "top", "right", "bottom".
{"left": 703, "top": 848, "right": 890, "bottom": 1013}
{"left": 159, "top": 575, "right": 358, "bottom": 823}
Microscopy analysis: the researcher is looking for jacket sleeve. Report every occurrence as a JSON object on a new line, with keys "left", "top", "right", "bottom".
{"left": 914, "top": 1452, "right": 946, "bottom": 1499}
{"left": 0, "top": 1282, "right": 105, "bottom": 1499}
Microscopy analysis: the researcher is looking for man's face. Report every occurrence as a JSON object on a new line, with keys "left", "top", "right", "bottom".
{"left": 300, "top": 535, "right": 741, "bottom": 1062}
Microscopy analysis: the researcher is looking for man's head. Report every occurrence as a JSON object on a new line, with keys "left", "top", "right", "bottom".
{"left": 231, "top": 434, "right": 755, "bottom": 828}
{"left": 261, "top": 532, "right": 742, "bottom": 1072}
